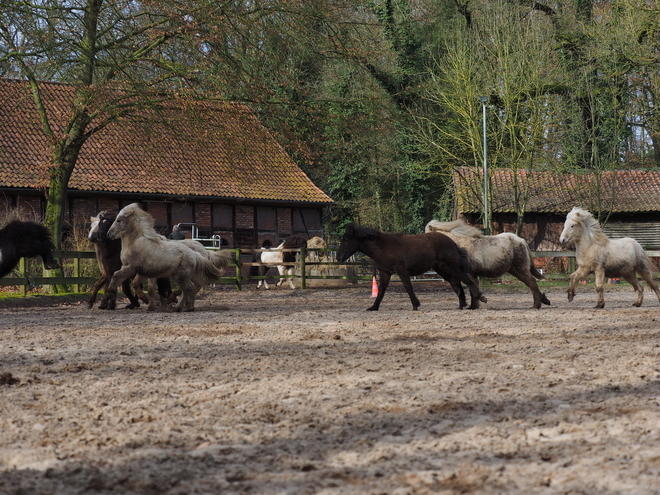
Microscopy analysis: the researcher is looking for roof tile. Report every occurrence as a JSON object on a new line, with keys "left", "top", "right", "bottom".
{"left": 0, "top": 79, "right": 332, "bottom": 205}
{"left": 454, "top": 167, "right": 660, "bottom": 214}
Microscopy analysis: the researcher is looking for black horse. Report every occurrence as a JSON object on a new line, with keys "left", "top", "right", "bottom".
{"left": 0, "top": 220, "right": 60, "bottom": 278}
{"left": 336, "top": 223, "right": 486, "bottom": 311}
{"left": 88, "top": 211, "right": 170, "bottom": 309}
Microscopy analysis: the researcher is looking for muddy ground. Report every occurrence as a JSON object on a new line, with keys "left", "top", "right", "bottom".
{"left": 1, "top": 280, "right": 660, "bottom": 495}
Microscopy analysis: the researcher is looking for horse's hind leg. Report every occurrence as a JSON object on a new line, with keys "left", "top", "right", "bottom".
{"left": 621, "top": 271, "right": 644, "bottom": 307}
{"left": 509, "top": 267, "right": 549, "bottom": 309}
{"left": 637, "top": 267, "right": 660, "bottom": 304}
{"left": 435, "top": 269, "right": 466, "bottom": 309}
{"left": 397, "top": 271, "right": 421, "bottom": 311}
{"left": 286, "top": 267, "right": 296, "bottom": 289}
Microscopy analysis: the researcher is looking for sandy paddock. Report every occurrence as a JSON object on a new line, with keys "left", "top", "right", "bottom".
{"left": 1, "top": 281, "right": 660, "bottom": 494}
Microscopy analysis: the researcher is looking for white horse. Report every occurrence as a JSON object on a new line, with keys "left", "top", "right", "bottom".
{"left": 101, "top": 203, "right": 228, "bottom": 312}
{"left": 252, "top": 235, "right": 307, "bottom": 289}
{"left": 560, "top": 207, "right": 660, "bottom": 308}
{"left": 425, "top": 219, "right": 550, "bottom": 309}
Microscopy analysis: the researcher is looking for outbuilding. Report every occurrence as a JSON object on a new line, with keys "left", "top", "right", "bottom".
{"left": 453, "top": 167, "right": 660, "bottom": 250}
{"left": 0, "top": 78, "right": 333, "bottom": 247}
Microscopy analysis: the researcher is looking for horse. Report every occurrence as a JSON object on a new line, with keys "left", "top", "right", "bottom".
{"left": 336, "top": 222, "right": 486, "bottom": 311}
{"left": 0, "top": 220, "right": 60, "bottom": 278}
{"left": 251, "top": 235, "right": 308, "bottom": 289}
{"left": 154, "top": 239, "right": 232, "bottom": 306}
{"left": 425, "top": 219, "right": 550, "bottom": 309}
{"left": 560, "top": 207, "right": 660, "bottom": 308}
{"left": 87, "top": 211, "right": 171, "bottom": 309}
{"left": 99, "top": 203, "right": 228, "bottom": 312}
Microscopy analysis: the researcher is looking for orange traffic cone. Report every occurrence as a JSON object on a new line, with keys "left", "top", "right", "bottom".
{"left": 371, "top": 276, "right": 378, "bottom": 297}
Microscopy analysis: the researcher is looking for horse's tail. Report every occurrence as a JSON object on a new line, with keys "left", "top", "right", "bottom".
{"left": 249, "top": 251, "right": 260, "bottom": 277}
{"left": 457, "top": 246, "right": 473, "bottom": 276}
{"left": 527, "top": 244, "right": 545, "bottom": 280}
{"left": 210, "top": 250, "right": 232, "bottom": 272}
{"left": 195, "top": 252, "right": 226, "bottom": 282}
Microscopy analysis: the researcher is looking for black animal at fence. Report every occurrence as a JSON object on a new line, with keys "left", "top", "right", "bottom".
{"left": 336, "top": 223, "right": 486, "bottom": 311}
{"left": 0, "top": 220, "right": 60, "bottom": 278}
{"left": 87, "top": 211, "right": 170, "bottom": 309}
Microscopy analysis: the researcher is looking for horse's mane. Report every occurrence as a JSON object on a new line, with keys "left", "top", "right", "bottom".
{"left": 425, "top": 219, "right": 482, "bottom": 238}
{"left": 282, "top": 234, "right": 308, "bottom": 249}
{"left": 121, "top": 203, "right": 161, "bottom": 241}
{"left": 567, "top": 207, "right": 609, "bottom": 245}
{"left": 346, "top": 223, "right": 382, "bottom": 240}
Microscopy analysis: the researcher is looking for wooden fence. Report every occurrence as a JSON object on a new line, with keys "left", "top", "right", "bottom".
{"left": 2, "top": 248, "right": 660, "bottom": 296}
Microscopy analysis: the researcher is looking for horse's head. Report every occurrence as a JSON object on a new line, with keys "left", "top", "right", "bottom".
{"left": 88, "top": 214, "right": 102, "bottom": 242}
{"left": 560, "top": 207, "right": 588, "bottom": 247}
{"left": 337, "top": 223, "right": 360, "bottom": 262}
{"left": 89, "top": 211, "right": 116, "bottom": 242}
{"left": 107, "top": 204, "right": 142, "bottom": 240}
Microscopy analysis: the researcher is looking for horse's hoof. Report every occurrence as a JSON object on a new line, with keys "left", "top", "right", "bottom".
{"left": 124, "top": 303, "right": 139, "bottom": 309}
{"left": 366, "top": 307, "right": 379, "bottom": 311}
{"left": 595, "top": 303, "right": 605, "bottom": 309}
{"left": 479, "top": 295, "right": 488, "bottom": 303}
{"left": 633, "top": 302, "right": 642, "bottom": 307}
{"left": 541, "top": 294, "right": 551, "bottom": 305}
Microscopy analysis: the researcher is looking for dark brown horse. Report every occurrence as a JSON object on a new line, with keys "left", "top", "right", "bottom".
{"left": 337, "top": 223, "right": 486, "bottom": 311}
{"left": 0, "top": 220, "right": 60, "bottom": 278}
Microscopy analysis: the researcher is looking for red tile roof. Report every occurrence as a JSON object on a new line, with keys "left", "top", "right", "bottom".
{"left": 454, "top": 167, "right": 660, "bottom": 214}
{"left": 0, "top": 79, "right": 332, "bottom": 204}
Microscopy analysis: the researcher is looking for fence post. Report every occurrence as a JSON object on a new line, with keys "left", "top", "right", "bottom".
{"left": 300, "top": 246, "right": 307, "bottom": 290}
{"left": 73, "top": 255, "right": 81, "bottom": 293}
{"left": 19, "top": 257, "right": 27, "bottom": 297}
{"left": 234, "top": 248, "right": 242, "bottom": 290}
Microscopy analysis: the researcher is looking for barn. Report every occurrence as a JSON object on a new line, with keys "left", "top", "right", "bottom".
{"left": 0, "top": 78, "right": 333, "bottom": 248}
{"left": 453, "top": 167, "right": 660, "bottom": 250}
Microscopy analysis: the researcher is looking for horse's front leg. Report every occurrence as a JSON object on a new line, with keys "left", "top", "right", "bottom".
{"left": 88, "top": 274, "right": 109, "bottom": 308}
{"left": 257, "top": 267, "right": 269, "bottom": 289}
{"left": 99, "top": 266, "right": 137, "bottom": 310}
{"left": 368, "top": 272, "right": 391, "bottom": 311}
{"left": 567, "top": 266, "right": 590, "bottom": 303}
{"left": 40, "top": 251, "right": 61, "bottom": 270}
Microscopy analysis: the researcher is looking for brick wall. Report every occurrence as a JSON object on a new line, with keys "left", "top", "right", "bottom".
{"left": 236, "top": 205, "right": 254, "bottom": 229}
{"left": 277, "top": 208, "right": 291, "bottom": 231}
{"left": 196, "top": 203, "right": 211, "bottom": 228}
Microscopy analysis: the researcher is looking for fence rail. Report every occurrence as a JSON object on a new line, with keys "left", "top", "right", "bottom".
{"left": 2, "top": 248, "right": 660, "bottom": 296}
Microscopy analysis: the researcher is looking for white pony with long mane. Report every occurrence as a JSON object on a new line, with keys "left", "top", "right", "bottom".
{"left": 425, "top": 219, "right": 550, "bottom": 309}
{"left": 560, "top": 207, "right": 660, "bottom": 308}
{"left": 101, "top": 203, "right": 229, "bottom": 312}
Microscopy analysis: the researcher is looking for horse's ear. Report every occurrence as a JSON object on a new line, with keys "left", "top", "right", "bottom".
{"left": 344, "top": 222, "right": 356, "bottom": 236}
